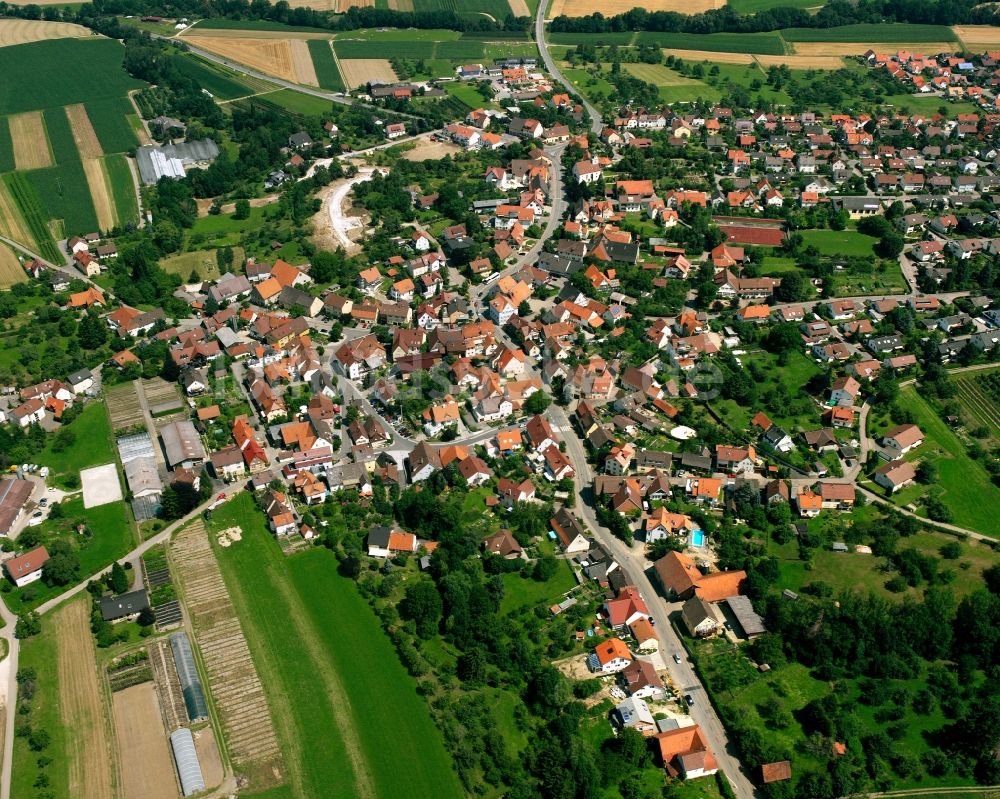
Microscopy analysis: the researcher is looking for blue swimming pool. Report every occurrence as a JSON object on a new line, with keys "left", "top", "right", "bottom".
{"left": 690, "top": 529, "right": 705, "bottom": 547}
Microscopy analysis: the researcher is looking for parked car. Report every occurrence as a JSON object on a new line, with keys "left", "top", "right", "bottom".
{"left": 27, "top": 511, "right": 44, "bottom": 526}
{"left": 672, "top": 653, "right": 682, "bottom": 664}
{"left": 685, "top": 694, "right": 694, "bottom": 706}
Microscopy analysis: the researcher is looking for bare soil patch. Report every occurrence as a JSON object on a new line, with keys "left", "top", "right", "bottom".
{"left": 663, "top": 48, "right": 755, "bottom": 64}
{"left": 193, "top": 726, "right": 225, "bottom": 789}
{"left": 9, "top": 111, "right": 52, "bottom": 170}
{"left": 55, "top": 599, "right": 114, "bottom": 799}
{"left": 339, "top": 58, "right": 397, "bottom": 89}
{"left": 791, "top": 41, "right": 956, "bottom": 56}
{"left": 112, "top": 683, "right": 179, "bottom": 799}
{"left": 0, "top": 19, "right": 91, "bottom": 45}
{"left": 65, "top": 104, "right": 103, "bottom": 159}
{"left": 187, "top": 37, "right": 318, "bottom": 85}
{"left": 954, "top": 24, "right": 1000, "bottom": 48}
{"left": 402, "top": 137, "right": 463, "bottom": 161}
{"left": 755, "top": 53, "right": 846, "bottom": 69}
{"left": 83, "top": 158, "right": 116, "bottom": 232}
{"left": 0, "top": 244, "right": 25, "bottom": 289}
{"left": 335, "top": 0, "right": 374, "bottom": 9}
{"left": 551, "top": 0, "right": 722, "bottom": 15}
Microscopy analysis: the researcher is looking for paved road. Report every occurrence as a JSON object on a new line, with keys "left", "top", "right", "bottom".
{"left": 535, "top": 0, "right": 603, "bottom": 135}
{"left": 547, "top": 405, "right": 759, "bottom": 799}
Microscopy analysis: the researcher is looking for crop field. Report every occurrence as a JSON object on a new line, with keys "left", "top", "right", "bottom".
{"left": 8, "top": 111, "right": 53, "bottom": 170}
{"left": 335, "top": 38, "right": 433, "bottom": 59}
{"left": 64, "top": 103, "right": 103, "bottom": 158}
{"left": 3, "top": 173, "right": 59, "bottom": 260}
{"left": 663, "top": 48, "right": 755, "bottom": 64}
{"left": 105, "top": 154, "right": 138, "bottom": 226}
{"left": 112, "top": 683, "right": 178, "bottom": 799}
{"left": 172, "top": 517, "right": 284, "bottom": 789}
{"left": 81, "top": 156, "right": 115, "bottom": 231}
{"left": 173, "top": 54, "right": 264, "bottom": 101}
{"left": 190, "top": 36, "right": 320, "bottom": 85}
{"left": 780, "top": 23, "right": 956, "bottom": 42}
{"left": 181, "top": 24, "right": 333, "bottom": 39}
{"left": 307, "top": 38, "right": 345, "bottom": 91}
{"left": 755, "top": 52, "right": 846, "bottom": 69}
{"left": 728, "top": 0, "right": 821, "bottom": 11}
{"left": 790, "top": 40, "right": 956, "bottom": 56}
{"left": 954, "top": 25, "right": 1000, "bottom": 49}
{"left": 0, "top": 39, "right": 143, "bottom": 115}
{"left": 56, "top": 598, "right": 114, "bottom": 799}
{"left": 549, "top": 0, "right": 724, "bottom": 15}
{"left": 24, "top": 160, "right": 98, "bottom": 235}
{"left": 0, "top": 116, "right": 13, "bottom": 171}
{"left": 0, "top": 19, "right": 91, "bottom": 47}
{"left": 0, "top": 177, "right": 36, "bottom": 250}
{"left": 550, "top": 30, "right": 785, "bottom": 53}
{"left": 106, "top": 382, "right": 145, "bottom": 430}
{"left": 148, "top": 639, "right": 188, "bottom": 731}
{"left": 412, "top": 0, "right": 514, "bottom": 17}
{"left": 340, "top": 58, "right": 398, "bottom": 89}
{"left": 257, "top": 88, "right": 333, "bottom": 115}
{"left": 210, "top": 494, "right": 463, "bottom": 799}
{"left": 85, "top": 97, "right": 140, "bottom": 153}
{"left": 0, "top": 243, "right": 25, "bottom": 287}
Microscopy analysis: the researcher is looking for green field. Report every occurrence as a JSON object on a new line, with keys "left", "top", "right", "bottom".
{"left": 210, "top": 495, "right": 463, "bottom": 799}
{"left": 780, "top": 23, "right": 956, "bottom": 42}
{"left": 881, "top": 93, "right": 979, "bottom": 115}
{"left": 306, "top": 39, "right": 344, "bottom": 92}
{"left": 622, "top": 62, "right": 722, "bottom": 104}
{"left": 412, "top": 0, "right": 513, "bottom": 18}
{"left": 2, "top": 173, "right": 61, "bottom": 262}
{"left": 891, "top": 387, "right": 1000, "bottom": 536}
{"left": 729, "top": 0, "right": 822, "bottom": 11}
{"left": 335, "top": 39, "right": 435, "bottom": 59}
{"left": 0, "top": 115, "right": 14, "bottom": 172}
{"left": 23, "top": 160, "right": 98, "bottom": 236}
{"left": 104, "top": 154, "right": 138, "bottom": 226}
{"left": 259, "top": 89, "right": 333, "bottom": 116}
{"left": 85, "top": 97, "right": 140, "bottom": 153}
{"left": 549, "top": 30, "right": 786, "bottom": 54}
{"left": 37, "top": 401, "right": 117, "bottom": 483}
{"left": 338, "top": 27, "right": 462, "bottom": 41}
{"left": 173, "top": 54, "right": 261, "bottom": 101}
{"left": 195, "top": 18, "right": 332, "bottom": 33}
{"left": 800, "top": 228, "right": 877, "bottom": 257}
{"left": 160, "top": 246, "right": 245, "bottom": 282}
{"left": 0, "top": 39, "right": 143, "bottom": 115}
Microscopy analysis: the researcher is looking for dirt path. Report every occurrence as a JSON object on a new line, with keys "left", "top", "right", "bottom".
{"left": 54, "top": 599, "right": 114, "bottom": 799}
{"left": 312, "top": 168, "right": 382, "bottom": 253}
{"left": 195, "top": 195, "right": 279, "bottom": 217}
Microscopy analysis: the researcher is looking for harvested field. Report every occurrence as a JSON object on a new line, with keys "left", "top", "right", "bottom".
{"left": 388, "top": 0, "right": 415, "bottom": 9}
{"left": 187, "top": 36, "right": 319, "bottom": 85}
{"left": 755, "top": 53, "right": 846, "bottom": 69}
{"left": 507, "top": 0, "right": 530, "bottom": 15}
{"left": 82, "top": 157, "right": 116, "bottom": 232}
{"left": 0, "top": 244, "right": 25, "bottom": 289}
{"left": 791, "top": 41, "right": 956, "bottom": 55}
{"left": 550, "top": 0, "right": 723, "bottom": 15}
{"left": 0, "top": 19, "right": 91, "bottom": 47}
{"left": 335, "top": 0, "right": 373, "bottom": 8}
{"left": 8, "top": 111, "right": 52, "bottom": 170}
{"left": 54, "top": 599, "right": 114, "bottom": 799}
{"left": 172, "top": 518, "right": 283, "bottom": 789}
{"left": 112, "top": 683, "right": 179, "bottom": 799}
{"left": 106, "top": 382, "right": 145, "bottom": 430}
{"left": 663, "top": 48, "right": 755, "bottom": 64}
{"left": 65, "top": 104, "right": 103, "bottom": 159}
{"left": 0, "top": 178, "right": 36, "bottom": 249}
{"left": 149, "top": 639, "right": 187, "bottom": 732}
{"left": 339, "top": 58, "right": 397, "bottom": 89}
{"left": 402, "top": 137, "right": 463, "bottom": 161}
{"left": 954, "top": 25, "right": 1000, "bottom": 49}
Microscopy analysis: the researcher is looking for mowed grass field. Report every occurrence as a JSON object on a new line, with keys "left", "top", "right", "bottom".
{"left": 210, "top": 494, "right": 463, "bottom": 799}
{"left": 800, "top": 228, "right": 877, "bottom": 257}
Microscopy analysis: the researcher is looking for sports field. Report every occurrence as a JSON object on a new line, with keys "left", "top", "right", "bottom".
{"left": 800, "top": 228, "right": 877, "bottom": 257}
{"left": 0, "top": 243, "right": 25, "bottom": 288}
{"left": 210, "top": 494, "right": 464, "bottom": 799}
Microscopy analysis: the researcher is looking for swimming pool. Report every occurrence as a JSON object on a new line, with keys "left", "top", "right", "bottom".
{"left": 690, "top": 529, "right": 705, "bottom": 547}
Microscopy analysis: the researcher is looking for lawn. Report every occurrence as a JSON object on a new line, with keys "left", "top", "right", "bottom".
{"left": 444, "top": 81, "right": 493, "bottom": 110}
{"left": 210, "top": 495, "right": 463, "bottom": 799}
{"left": 0, "top": 39, "right": 143, "bottom": 115}
{"left": 500, "top": 557, "right": 577, "bottom": 614}
{"left": 779, "top": 23, "right": 956, "bottom": 42}
{"left": 560, "top": 66, "right": 617, "bottom": 102}
{"left": 622, "top": 62, "right": 722, "bottom": 104}
{"left": 800, "top": 228, "right": 877, "bottom": 257}
{"left": 759, "top": 256, "right": 800, "bottom": 274}
{"left": 159, "top": 246, "right": 245, "bottom": 283}
{"left": 889, "top": 387, "right": 1000, "bottom": 536}
{"left": 880, "top": 93, "right": 979, "bottom": 116}
{"left": 36, "top": 401, "right": 116, "bottom": 485}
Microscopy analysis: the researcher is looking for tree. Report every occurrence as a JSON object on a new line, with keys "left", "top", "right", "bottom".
{"left": 916, "top": 461, "right": 937, "bottom": 484}
{"left": 399, "top": 580, "right": 442, "bottom": 639}
{"left": 15, "top": 612, "right": 41, "bottom": 639}
{"left": 233, "top": 199, "right": 251, "bottom": 220}
{"left": 524, "top": 391, "right": 551, "bottom": 415}
{"left": 457, "top": 647, "right": 487, "bottom": 686}
{"left": 109, "top": 561, "right": 129, "bottom": 594}
{"left": 77, "top": 313, "right": 107, "bottom": 350}
{"left": 137, "top": 606, "right": 156, "bottom": 627}
{"left": 42, "top": 551, "right": 79, "bottom": 586}
{"left": 875, "top": 233, "right": 904, "bottom": 259}
{"left": 532, "top": 555, "right": 558, "bottom": 582}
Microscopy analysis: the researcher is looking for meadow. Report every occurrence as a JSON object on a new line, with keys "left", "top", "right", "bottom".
{"left": 259, "top": 88, "right": 333, "bottom": 115}
{"left": 210, "top": 495, "right": 464, "bottom": 799}
{"left": 0, "top": 38, "right": 143, "bottom": 115}
{"left": 173, "top": 53, "right": 263, "bottom": 100}
{"left": 307, "top": 38, "right": 345, "bottom": 91}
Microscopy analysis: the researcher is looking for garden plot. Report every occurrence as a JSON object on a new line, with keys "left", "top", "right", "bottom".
{"left": 80, "top": 462, "right": 123, "bottom": 508}
{"left": 112, "top": 683, "right": 179, "bottom": 799}
{"left": 172, "top": 519, "right": 283, "bottom": 788}
{"left": 106, "top": 382, "right": 145, "bottom": 431}
{"left": 149, "top": 639, "right": 188, "bottom": 732}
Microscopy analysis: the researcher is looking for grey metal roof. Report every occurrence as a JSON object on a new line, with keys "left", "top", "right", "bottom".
{"left": 160, "top": 420, "right": 205, "bottom": 467}
{"left": 169, "top": 728, "right": 206, "bottom": 796}
{"left": 124, "top": 455, "right": 162, "bottom": 497}
{"left": 723, "top": 595, "right": 766, "bottom": 636}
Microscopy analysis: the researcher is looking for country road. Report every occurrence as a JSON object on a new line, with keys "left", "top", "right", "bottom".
{"left": 535, "top": 0, "right": 603, "bottom": 135}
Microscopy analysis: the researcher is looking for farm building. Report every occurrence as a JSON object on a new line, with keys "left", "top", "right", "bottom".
{"left": 100, "top": 588, "right": 150, "bottom": 622}
{"left": 170, "top": 631, "right": 209, "bottom": 722}
{"left": 136, "top": 139, "right": 220, "bottom": 185}
{"left": 160, "top": 420, "right": 206, "bottom": 470}
{"left": 0, "top": 477, "right": 34, "bottom": 536}
{"left": 170, "top": 727, "right": 206, "bottom": 797}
